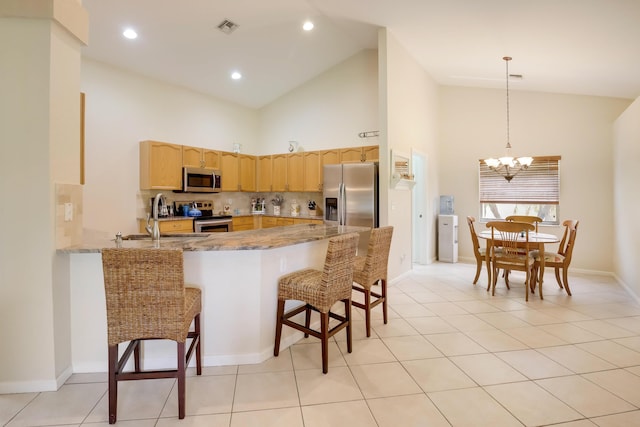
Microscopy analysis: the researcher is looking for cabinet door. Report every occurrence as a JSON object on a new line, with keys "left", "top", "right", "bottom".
{"left": 182, "top": 146, "right": 203, "bottom": 167}
{"left": 363, "top": 145, "right": 379, "bottom": 161}
{"left": 257, "top": 155, "right": 272, "bottom": 192}
{"left": 220, "top": 151, "right": 239, "bottom": 191}
{"left": 340, "top": 147, "right": 363, "bottom": 163}
{"left": 140, "top": 140, "right": 183, "bottom": 190}
{"left": 320, "top": 149, "right": 340, "bottom": 166}
{"left": 239, "top": 154, "right": 256, "bottom": 192}
{"left": 271, "top": 154, "right": 288, "bottom": 192}
{"left": 303, "top": 151, "right": 321, "bottom": 192}
{"left": 287, "top": 153, "right": 304, "bottom": 192}
{"left": 262, "top": 217, "right": 278, "bottom": 229}
{"left": 203, "top": 149, "right": 221, "bottom": 169}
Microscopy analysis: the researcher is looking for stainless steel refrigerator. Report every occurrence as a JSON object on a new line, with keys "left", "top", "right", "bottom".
{"left": 323, "top": 162, "right": 379, "bottom": 252}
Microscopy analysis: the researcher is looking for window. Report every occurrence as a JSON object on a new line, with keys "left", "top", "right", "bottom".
{"left": 479, "top": 156, "right": 561, "bottom": 224}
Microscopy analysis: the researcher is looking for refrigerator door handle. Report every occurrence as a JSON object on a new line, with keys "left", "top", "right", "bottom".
{"left": 339, "top": 182, "right": 346, "bottom": 225}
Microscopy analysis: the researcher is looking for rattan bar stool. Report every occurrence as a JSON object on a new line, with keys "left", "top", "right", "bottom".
{"left": 351, "top": 226, "right": 394, "bottom": 337}
{"left": 101, "top": 248, "right": 202, "bottom": 424}
{"left": 274, "top": 233, "right": 359, "bottom": 374}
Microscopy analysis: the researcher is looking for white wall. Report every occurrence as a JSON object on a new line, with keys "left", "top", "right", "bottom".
{"left": 80, "top": 59, "right": 259, "bottom": 234}
{"left": 258, "top": 49, "right": 379, "bottom": 154}
{"left": 613, "top": 97, "right": 640, "bottom": 296}
{"left": 1, "top": 5, "right": 86, "bottom": 392}
{"left": 439, "top": 86, "right": 631, "bottom": 272}
{"left": 379, "top": 29, "right": 441, "bottom": 277}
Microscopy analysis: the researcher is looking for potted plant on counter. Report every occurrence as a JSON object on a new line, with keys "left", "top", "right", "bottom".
{"left": 271, "top": 194, "right": 284, "bottom": 215}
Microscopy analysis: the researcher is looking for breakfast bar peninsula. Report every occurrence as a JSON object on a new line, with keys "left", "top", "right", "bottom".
{"left": 58, "top": 224, "right": 368, "bottom": 373}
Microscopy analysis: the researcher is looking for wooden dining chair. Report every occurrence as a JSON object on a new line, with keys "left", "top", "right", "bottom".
{"left": 531, "top": 219, "right": 579, "bottom": 295}
{"left": 486, "top": 221, "right": 536, "bottom": 301}
{"left": 101, "top": 248, "right": 202, "bottom": 424}
{"left": 466, "top": 216, "right": 491, "bottom": 288}
{"left": 505, "top": 215, "right": 543, "bottom": 233}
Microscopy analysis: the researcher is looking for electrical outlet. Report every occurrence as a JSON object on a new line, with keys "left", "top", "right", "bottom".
{"left": 64, "top": 203, "right": 73, "bottom": 222}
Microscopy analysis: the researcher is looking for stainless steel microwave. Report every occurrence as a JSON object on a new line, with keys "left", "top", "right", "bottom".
{"left": 182, "top": 167, "right": 221, "bottom": 193}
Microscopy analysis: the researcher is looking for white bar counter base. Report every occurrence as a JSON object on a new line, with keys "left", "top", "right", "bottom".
{"left": 58, "top": 224, "right": 369, "bottom": 373}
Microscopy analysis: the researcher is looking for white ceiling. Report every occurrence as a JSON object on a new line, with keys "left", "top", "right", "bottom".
{"left": 82, "top": 0, "right": 640, "bottom": 109}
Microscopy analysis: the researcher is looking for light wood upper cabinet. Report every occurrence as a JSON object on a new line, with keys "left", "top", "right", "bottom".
{"left": 339, "top": 145, "right": 379, "bottom": 163}
{"left": 287, "top": 153, "right": 304, "bottom": 192}
{"left": 183, "top": 146, "right": 220, "bottom": 169}
{"left": 220, "top": 151, "right": 240, "bottom": 191}
{"left": 140, "top": 140, "right": 183, "bottom": 190}
{"left": 340, "top": 147, "right": 363, "bottom": 163}
{"left": 203, "top": 149, "right": 221, "bottom": 169}
{"left": 320, "top": 149, "right": 340, "bottom": 166}
{"left": 271, "top": 154, "right": 288, "bottom": 192}
{"left": 220, "top": 151, "right": 255, "bottom": 192}
{"left": 257, "top": 155, "right": 272, "bottom": 192}
{"left": 362, "top": 145, "right": 379, "bottom": 162}
{"left": 239, "top": 154, "right": 256, "bottom": 192}
{"left": 303, "top": 151, "right": 322, "bottom": 192}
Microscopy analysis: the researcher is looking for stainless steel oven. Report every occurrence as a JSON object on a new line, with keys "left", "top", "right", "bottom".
{"left": 190, "top": 200, "right": 233, "bottom": 232}
{"left": 193, "top": 217, "right": 233, "bottom": 233}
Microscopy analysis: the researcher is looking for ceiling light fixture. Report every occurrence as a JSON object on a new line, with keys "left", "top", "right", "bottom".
{"left": 122, "top": 28, "right": 138, "bottom": 39}
{"left": 231, "top": 71, "right": 242, "bottom": 80}
{"left": 302, "top": 20, "right": 314, "bottom": 31}
{"left": 483, "top": 56, "right": 532, "bottom": 182}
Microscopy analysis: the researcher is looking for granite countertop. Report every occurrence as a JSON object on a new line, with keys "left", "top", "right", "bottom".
{"left": 59, "top": 224, "right": 368, "bottom": 254}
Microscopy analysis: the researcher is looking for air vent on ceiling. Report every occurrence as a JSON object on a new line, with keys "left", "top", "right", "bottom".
{"left": 217, "top": 19, "right": 239, "bottom": 35}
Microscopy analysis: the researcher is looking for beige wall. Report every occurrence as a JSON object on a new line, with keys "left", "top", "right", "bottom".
{"left": 613, "top": 97, "right": 640, "bottom": 296}
{"left": 258, "top": 49, "right": 379, "bottom": 154}
{"left": 380, "top": 29, "right": 441, "bottom": 277}
{"left": 0, "top": 2, "right": 87, "bottom": 392}
{"left": 80, "top": 59, "right": 259, "bottom": 234}
{"left": 440, "top": 86, "right": 631, "bottom": 273}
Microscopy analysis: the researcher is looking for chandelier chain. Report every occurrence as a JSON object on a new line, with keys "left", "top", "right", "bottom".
{"left": 504, "top": 56, "right": 511, "bottom": 148}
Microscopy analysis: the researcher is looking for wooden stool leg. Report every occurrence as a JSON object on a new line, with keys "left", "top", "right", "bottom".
{"left": 194, "top": 314, "right": 202, "bottom": 376}
{"left": 381, "top": 279, "right": 388, "bottom": 325}
{"left": 177, "top": 342, "right": 186, "bottom": 419}
{"left": 108, "top": 345, "right": 118, "bottom": 424}
{"left": 304, "top": 305, "right": 311, "bottom": 338}
{"left": 320, "top": 312, "right": 329, "bottom": 374}
{"left": 345, "top": 299, "right": 352, "bottom": 353}
{"left": 133, "top": 340, "right": 141, "bottom": 372}
{"left": 274, "top": 300, "right": 285, "bottom": 356}
{"left": 364, "top": 289, "right": 371, "bottom": 337}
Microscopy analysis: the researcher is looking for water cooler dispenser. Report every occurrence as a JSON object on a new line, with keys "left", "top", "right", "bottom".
{"left": 438, "top": 213, "right": 458, "bottom": 263}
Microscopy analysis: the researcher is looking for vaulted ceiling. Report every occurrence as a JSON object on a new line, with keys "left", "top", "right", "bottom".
{"left": 82, "top": 0, "right": 640, "bottom": 109}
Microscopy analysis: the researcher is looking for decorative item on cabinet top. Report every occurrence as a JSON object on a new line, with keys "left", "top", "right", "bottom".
{"left": 390, "top": 150, "right": 416, "bottom": 189}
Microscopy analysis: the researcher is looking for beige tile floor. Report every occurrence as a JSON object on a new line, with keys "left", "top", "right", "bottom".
{"left": 4, "top": 262, "right": 640, "bottom": 426}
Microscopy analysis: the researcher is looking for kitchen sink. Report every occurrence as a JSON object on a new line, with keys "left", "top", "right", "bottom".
{"left": 121, "top": 233, "right": 207, "bottom": 240}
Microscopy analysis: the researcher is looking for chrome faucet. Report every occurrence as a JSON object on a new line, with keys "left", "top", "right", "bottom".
{"left": 145, "top": 193, "right": 162, "bottom": 240}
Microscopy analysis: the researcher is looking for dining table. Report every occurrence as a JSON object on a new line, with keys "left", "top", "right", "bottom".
{"left": 478, "top": 229, "right": 560, "bottom": 298}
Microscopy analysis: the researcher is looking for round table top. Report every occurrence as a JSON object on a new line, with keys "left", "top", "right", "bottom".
{"left": 478, "top": 230, "right": 559, "bottom": 243}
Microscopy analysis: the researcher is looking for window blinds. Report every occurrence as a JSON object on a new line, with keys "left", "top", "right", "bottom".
{"left": 479, "top": 156, "right": 561, "bottom": 204}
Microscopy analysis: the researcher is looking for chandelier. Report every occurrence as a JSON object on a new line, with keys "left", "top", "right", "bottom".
{"left": 484, "top": 56, "right": 533, "bottom": 182}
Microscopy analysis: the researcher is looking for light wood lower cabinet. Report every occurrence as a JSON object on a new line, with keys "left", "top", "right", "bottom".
{"left": 232, "top": 216, "right": 256, "bottom": 231}
{"left": 137, "top": 218, "right": 194, "bottom": 234}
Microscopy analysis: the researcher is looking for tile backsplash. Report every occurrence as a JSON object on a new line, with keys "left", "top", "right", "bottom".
{"left": 138, "top": 190, "right": 323, "bottom": 218}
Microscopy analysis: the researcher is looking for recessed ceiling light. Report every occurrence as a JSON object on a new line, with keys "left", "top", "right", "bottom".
{"left": 122, "top": 28, "right": 138, "bottom": 39}
{"left": 231, "top": 71, "right": 242, "bottom": 80}
{"left": 302, "top": 20, "right": 314, "bottom": 31}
